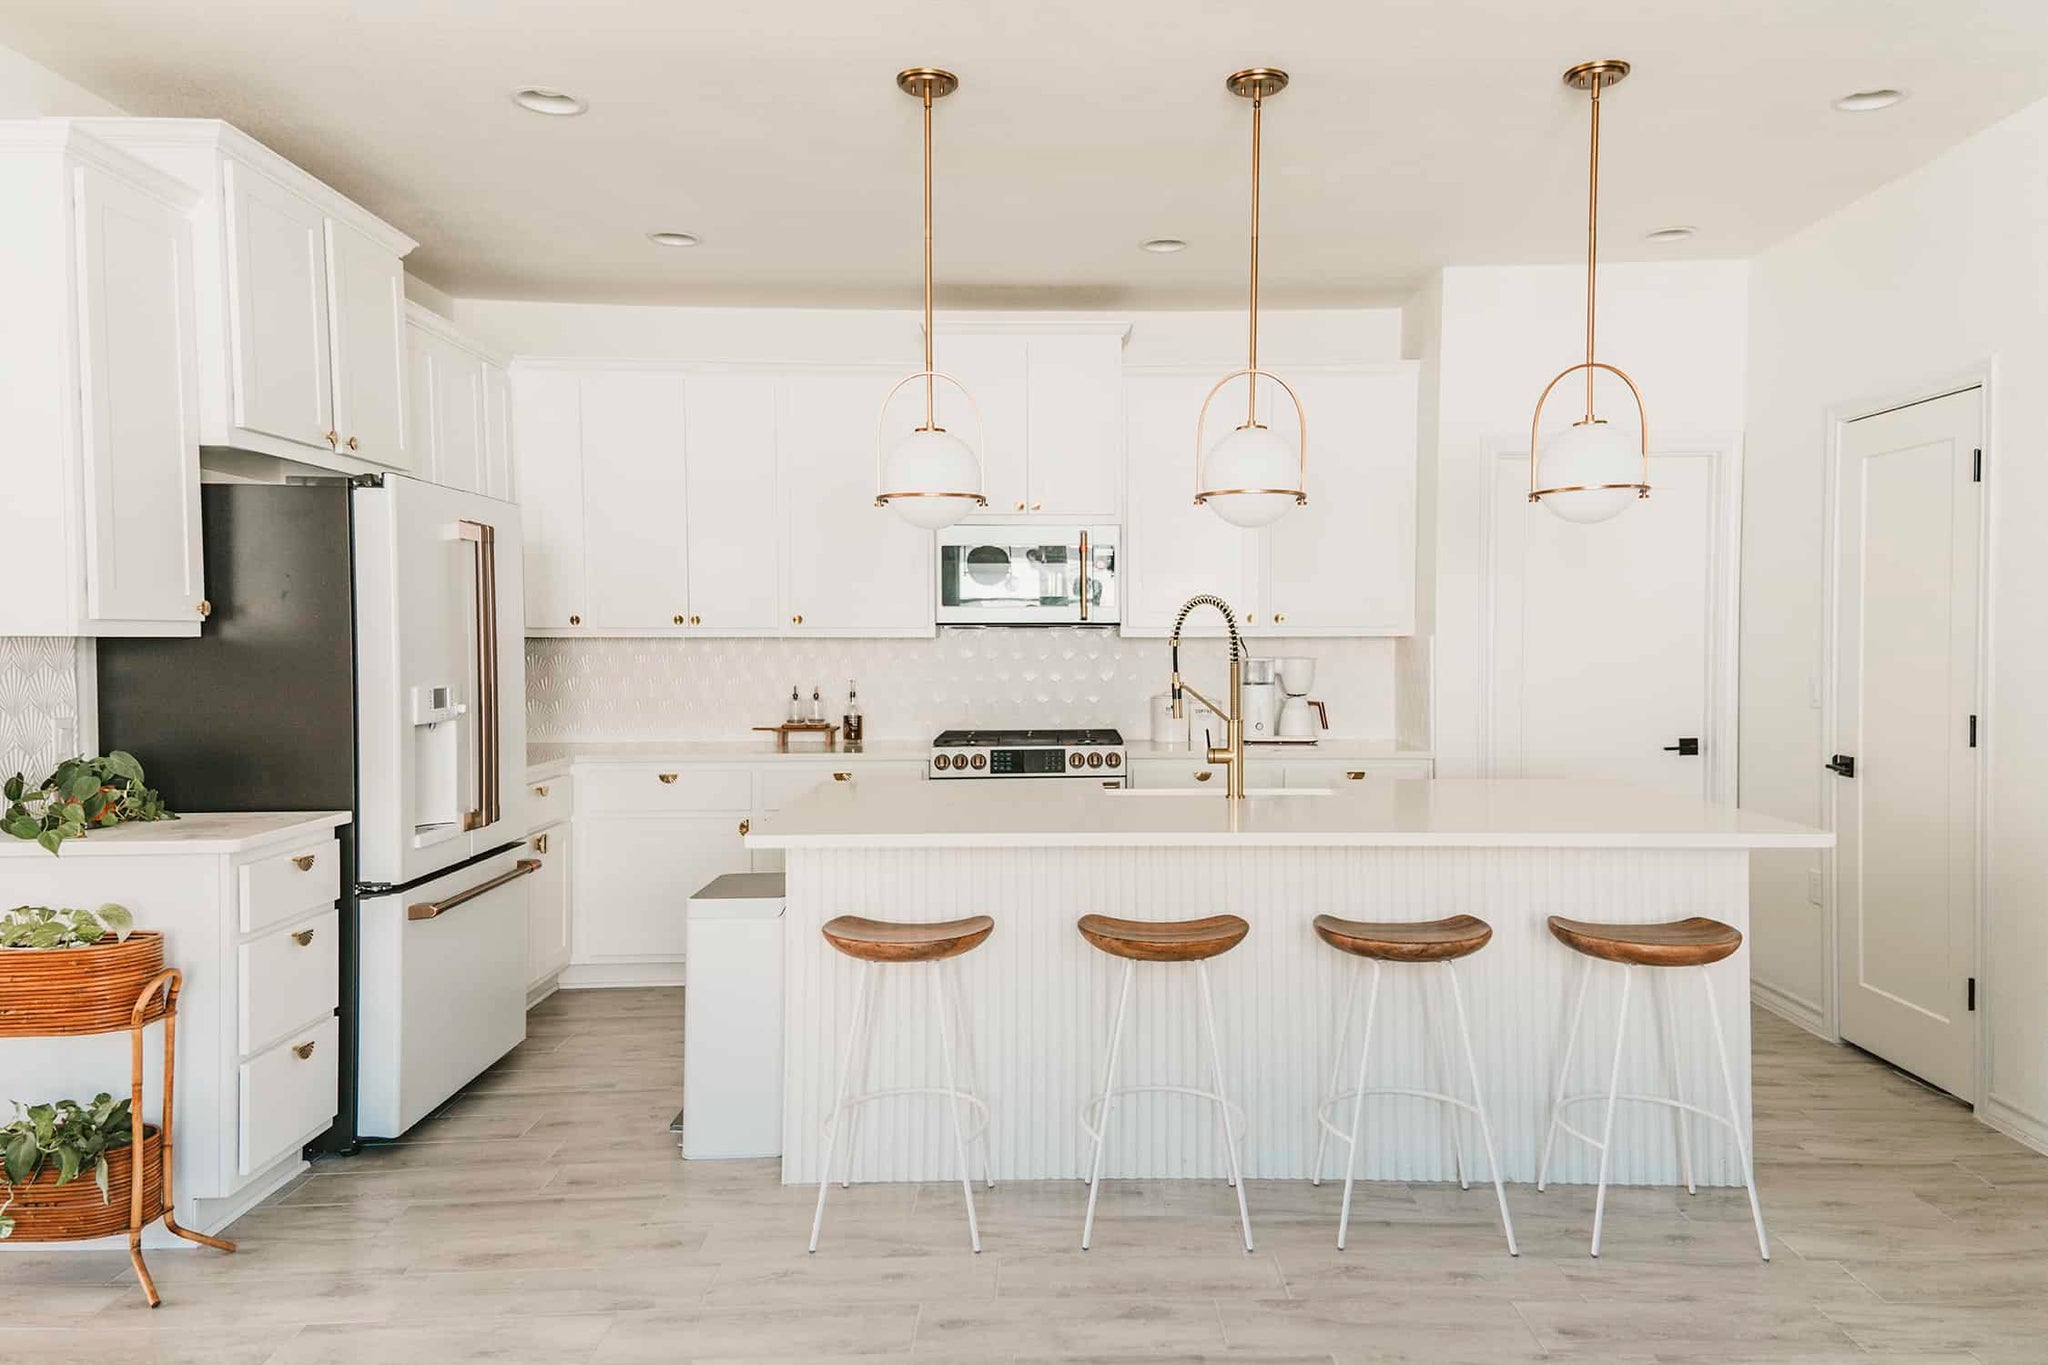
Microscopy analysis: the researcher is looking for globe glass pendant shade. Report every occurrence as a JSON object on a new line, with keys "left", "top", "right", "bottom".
{"left": 881, "top": 427, "right": 981, "bottom": 530}
{"left": 1201, "top": 424, "right": 1300, "bottom": 528}
{"left": 1535, "top": 420, "right": 1641, "bottom": 524}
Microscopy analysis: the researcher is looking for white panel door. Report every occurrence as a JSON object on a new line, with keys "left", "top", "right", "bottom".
{"left": 573, "top": 816, "right": 747, "bottom": 962}
{"left": 1487, "top": 451, "right": 1717, "bottom": 798}
{"left": 1123, "top": 372, "right": 1253, "bottom": 635}
{"left": 780, "top": 371, "right": 932, "bottom": 635}
{"left": 525, "top": 823, "right": 572, "bottom": 989}
{"left": 1833, "top": 388, "right": 1981, "bottom": 1099}
{"left": 223, "top": 161, "right": 332, "bottom": 450}
{"left": 684, "top": 375, "right": 780, "bottom": 630}
{"left": 72, "top": 160, "right": 203, "bottom": 628}
{"left": 482, "top": 363, "right": 514, "bottom": 500}
{"left": 580, "top": 370, "right": 688, "bottom": 630}
{"left": 1259, "top": 368, "right": 1416, "bottom": 635}
{"left": 325, "top": 217, "right": 409, "bottom": 469}
{"left": 933, "top": 332, "right": 1027, "bottom": 514}
{"left": 509, "top": 369, "right": 585, "bottom": 628}
{"left": 404, "top": 319, "right": 437, "bottom": 484}
{"left": 1025, "top": 333, "right": 1123, "bottom": 517}
{"left": 430, "top": 340, "right": 486, "bottom": 494}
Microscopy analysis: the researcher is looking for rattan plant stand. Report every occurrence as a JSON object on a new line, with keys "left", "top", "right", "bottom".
{"left": 0, "top": 933, "right": 236, "bottom": 1306}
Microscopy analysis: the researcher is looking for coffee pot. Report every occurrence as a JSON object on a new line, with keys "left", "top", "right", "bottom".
{"left": 1276, "top": 656, "right": 1329, "bottom": 740}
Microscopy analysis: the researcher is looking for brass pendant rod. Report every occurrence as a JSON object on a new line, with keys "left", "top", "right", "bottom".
{"left": 921, "top": 85, "right": 936, "bottom": 431}
{"left": 1245, "top": 91, "right": 1263, "bottom": 428}
{"left": 1583, "top": 73, "right": 1603, "bottom": 424}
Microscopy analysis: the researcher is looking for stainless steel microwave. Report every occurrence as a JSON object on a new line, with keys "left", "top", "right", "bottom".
{"left": 935, "top": 524, "right": 1120, "bottom": 626}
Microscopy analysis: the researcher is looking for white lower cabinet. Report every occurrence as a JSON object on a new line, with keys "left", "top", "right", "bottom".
{"left": 238, "top": 1014, "right": 339, "bottom": 1177}
{"left": 525, "top": 822, "right": 572, "bottom": 991}
{"left": 1126, "top": 755, "right": 1432, "bottom": 790}
{"left": 574, "top": 812, "right": 748, "bottom": 971}
{"left": 1280, "top": 757, "right": 1435, "bottom": 785}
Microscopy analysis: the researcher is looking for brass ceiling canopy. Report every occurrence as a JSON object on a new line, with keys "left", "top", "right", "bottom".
{"left": 895, "top": 66, "right": 959, "bottom": 100}
{"left": 1563, "top": 58, "right": 1631, "bottom": 91}
{"left": 1225, "top": 67, "right": 1290, "bottom": 100}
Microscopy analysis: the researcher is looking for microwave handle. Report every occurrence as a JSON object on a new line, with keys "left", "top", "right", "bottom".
{"left": 1078, "top": 531, "right": 1089, "bottom": 623}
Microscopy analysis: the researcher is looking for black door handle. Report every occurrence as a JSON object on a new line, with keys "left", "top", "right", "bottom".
{"left": 1827, "top": 754, "right": 1856, "bottom": 778}
{"left": 1663, "top": 737, "right": 1700, "bottom": 756}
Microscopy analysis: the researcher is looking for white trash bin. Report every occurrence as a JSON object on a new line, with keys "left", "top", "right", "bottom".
{"left": 680, "top": 872, "right": 786, "bottom": 1159}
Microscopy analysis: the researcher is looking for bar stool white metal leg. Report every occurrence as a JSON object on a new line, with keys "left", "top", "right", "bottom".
{"left": 1077, "top": 914, "right": 1255, "bottom": 1253}
{"left": 1537, "top": 915, "right": 1769, "bottom": 1261}
{"left": 1309, "top": 914, "right": 1517, "bottom": 1256}
{"left": 809, "top": 914, "right": 996, "bottom": 1254}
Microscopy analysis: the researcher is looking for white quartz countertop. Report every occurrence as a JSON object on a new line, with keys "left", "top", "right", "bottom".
{"left": 0, "top": 810, "right": 348, "bottom": 857}
{"left": 745, "top": 777, "right": 1831, "bottom": 851}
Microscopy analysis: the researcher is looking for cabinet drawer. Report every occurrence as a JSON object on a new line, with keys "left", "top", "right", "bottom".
{"left": 239, "top": 838, "right": 340, "bottom": 934}
{"left": 1128, "top": 759, "right": 1285, "bottom": 790}
{"left": 578, "top": 766, "right": 751, "bottom": 815}
{"left": 239, "top": 909, "right": 340, "bottom": 1056}
{"left": 756, "top": 762, "right": 926, "bottom": 811}
{"left": 1284, "top": 758, "right": 1435, "bottom": 787}
{"left": 239, "top": 1014, "right": 338, "bottom": 1176}
{"left": 526, "top": 774, "right": 572, "bottom": 830}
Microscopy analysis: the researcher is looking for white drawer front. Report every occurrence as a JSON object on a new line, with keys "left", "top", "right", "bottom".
{"left": 1284, "top": 758, "right": 1435, "bottom": 787}
{"left": 526, "top": 775, "right": 572, "bottom": 830}
{"left": 579, "top": 766, "right": 751, "bottom": 815}
{"left": 239, "top": 909, "right": 339, "bottom": 1057}
{"left": 1128, "top": 759, "right": 1285, "bottom": 789}
{"left": 239, "top": 1013, "right": 339, "bottom": 1176}
{"left": 755, "top": 762, "right": 926, "bottom": 811}
{"left": 239, "top": 838, "right": 340, "bottom": 935}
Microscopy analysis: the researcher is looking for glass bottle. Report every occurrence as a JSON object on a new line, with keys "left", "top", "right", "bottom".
{"left": 810, "top": 685, "right": 824, "bottom": 722}
{"left": 787, "top": 686, "right": 801, "bottom": 723}
{"left": 842, "top": 680, "right": 864, "bottom": 751}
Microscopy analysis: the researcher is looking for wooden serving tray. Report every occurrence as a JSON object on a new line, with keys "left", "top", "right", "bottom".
{"left": 753, "top": 721, "right": 840, "bottom": 751}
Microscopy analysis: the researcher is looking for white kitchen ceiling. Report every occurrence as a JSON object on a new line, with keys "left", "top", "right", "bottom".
{"left": 5, "top": 0, "right": 2046, "bottom": 307}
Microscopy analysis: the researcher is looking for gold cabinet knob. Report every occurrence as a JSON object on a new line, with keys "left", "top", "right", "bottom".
{"left": 1274, "top": 613, "right": 1287, "bottom": 624}
{"left": 1346, "top": 771, "right": 1366, "bottom": 781}
{"left": 1015, "top": 501, "right": 1026, "bottom": 511}
{"left": 568, "top": 614, "right": 582, "bottom": 625}
{"left": 1195, "top": 770, "right": 1213, "bottom": 782}
{"left": 690, "top": 615, "right": 701, "bottom": 625}
{"left": 1031, "top": 502, "right": 1042, "bottom": 511}
{"left": 291, "top": 928, "right": 316, "bottom": 946}
{"left": 533, "top": 785, "right": 549, "bottom": 798}
{"left": 674, "top": 613, "right": 686, "bottom": 625}
{"left": 657, "top": 773, "right": 679, "bottom": 784}
{"left": 198, "top": 598, "right": 213, "bottom": 619}
{"left": 346, "top": 435, "right": 359, "bottom": 452}
{"left": 791, "top": 614, "right": 804, "bottom": 625}
{"left": 292, "top": 853, "right": 316, "bottom": 871}
{"left": 531, "top": 832, "right": 549, "bottom": 854}
{"left": 833, "top": 772, "right": 852, "bottom": 781}
{"left": 292, "top": 1041, "right": 317, "bottom": 1060}
{"left": 324, "top": 430, "right": 339, "bottom": 449}
{"left": 738, "top": 818, "right": 751, "bottom": 835}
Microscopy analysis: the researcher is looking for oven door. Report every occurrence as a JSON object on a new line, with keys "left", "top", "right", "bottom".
{"left": 935, "top": 525, "right": 1119, "bottom": 625}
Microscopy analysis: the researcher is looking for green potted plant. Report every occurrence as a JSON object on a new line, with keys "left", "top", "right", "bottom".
{"left": 0, "top": 1093, "right": 147, "bottom": 1240}
{"left": 2, "top": 751, "right": 176, "bottom": 854}
{"left": 0, "top": 902, "right": 163, "bottom": 1038}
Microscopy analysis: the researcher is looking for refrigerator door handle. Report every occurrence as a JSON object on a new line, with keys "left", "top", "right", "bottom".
{"left": 407, "top": 857, "right": 541, "bottom": 922}
{"left": 456, "top": 519, "right": 501, "bottom": 833}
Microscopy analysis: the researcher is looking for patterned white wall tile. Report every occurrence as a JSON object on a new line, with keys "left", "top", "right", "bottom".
{"left": 0, "top": 637, "right": 81, "bottom": 780}
{"left": 526, "top": 631, "right": 1400, "bottom": 742}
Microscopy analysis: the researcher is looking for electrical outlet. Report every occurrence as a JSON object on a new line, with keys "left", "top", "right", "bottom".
{"left": 1807, "top": 868, "right": 1825, "bottom": 906}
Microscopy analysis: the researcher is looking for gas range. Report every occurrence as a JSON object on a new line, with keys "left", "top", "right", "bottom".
{"left": 930, "top": 727, "right": 1127, "bottom": 779}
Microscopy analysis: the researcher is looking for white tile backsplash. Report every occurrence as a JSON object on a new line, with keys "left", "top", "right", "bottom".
{"left": 0, "top": 637, "right": 82, "bottom": 780}
{"left": 526, "top": 631, "right": 1400, "bottom": 743}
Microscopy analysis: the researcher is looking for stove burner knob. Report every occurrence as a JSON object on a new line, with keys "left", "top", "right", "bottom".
{"left": 954, "top": 753, "right": 970, "bottom": 769}
{"left": 934, "top": 754, "right": 950, "bottom": 771}
{"left": 970, "top": 753, "right": 987, "bottom": 770}
{"left": 1104, "top": 752, "right": 1122, "bottom": 769}
{"left": 1087, "top": 752, "right": 1104, "bottom": 768}
{"left": 1068, "top": 752, "right": 1085, "bottom": 769}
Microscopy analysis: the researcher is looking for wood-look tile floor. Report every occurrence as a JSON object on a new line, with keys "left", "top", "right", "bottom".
{"left": 11, "top": 987, "right": 2048, "bottom": 1363}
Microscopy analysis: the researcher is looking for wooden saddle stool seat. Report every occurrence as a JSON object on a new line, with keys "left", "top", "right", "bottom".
{"left": 1313, "top": 913, "right": 1493, "bottom": 963}
{"left": 821, "top": 914, "right": 995, "bottom": 963}
{"left": 1076, "top": 912, "right": 1249, "bottom": 962}
{"left": 1546, "top": 915, "right": 1742, "bottom": 968}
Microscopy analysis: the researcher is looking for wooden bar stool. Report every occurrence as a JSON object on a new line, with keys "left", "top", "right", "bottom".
{"left": 1536, "top": 915, "right": 1768, "bottom": 1260}
{"left": 1309, "top": 914, "right": 1517, "bottom": 1255}
{"left": 1076, "top": 913, "right": 1254, "bottom": 1252}
{"left": 810, "top": 914, "right": 995, "bottom": 1254}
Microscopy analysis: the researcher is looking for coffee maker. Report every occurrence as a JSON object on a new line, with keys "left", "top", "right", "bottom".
{"left": 1240, "top": 657, "right": 1282, "bottom": 741}
{"left": 1276, "top": 656, "right": 1328, "bottom": 741}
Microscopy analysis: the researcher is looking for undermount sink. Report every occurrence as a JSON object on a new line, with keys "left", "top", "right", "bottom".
{"left": 1103, "top": 786, "right": 1331, "bottom": 797}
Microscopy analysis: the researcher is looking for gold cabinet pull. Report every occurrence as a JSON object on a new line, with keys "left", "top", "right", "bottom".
{"left": 1346, "top": 771, "right": 1366, "bottom": 781}
{"left": 291, "top": 928, "right": 316, "bottom": 946}
{"left": 568, "top": 614, "right": 582, "bottom": 625}
{"left": 531, "top": 832, "right": 549, "bottom": 854}
{"left": 1274, "top": 613, "right": 1287, "bottom": 624}
{"left": 690, "top": 615, "right": 701, "bottom": 625}
{"left": 738, "top": 818, "right": 751, "bottom": 835}
{"left": 1031, "top": 502, "right": 1043, "bottom": 511}
{"left": 324, "top": 430, "right": 339, "bottom": 449}
{"left": 1015, "top": 501, "right": 1026, "bottom": 511}
{"left": 673, "top": 613, "right": 686, "bottom": 625}
{"left": 292, "top": 853, "right": 316, "bottom": 871}
{"left": 790, "top": 613, "right": 804, "bottom": 625}
{"left": 1194, "top": 770, "right": 1213, "bottom": 782}
{"left": 833, "top": 772, "right": 852, "bottom": 781}
{"left": 533, "top": 785, "right": 549, "bottom": 798}
{"left": 657, "top": 773, "right": 679, "bottom": 784}
{"left": 292, "top": 1041, "right": 317, "bottom": 1060}
{"left": 198, "top": 598, "right": 213, "bottom": 619}
{"left": 346, "top": 435, "right": 359, "bottom": 451}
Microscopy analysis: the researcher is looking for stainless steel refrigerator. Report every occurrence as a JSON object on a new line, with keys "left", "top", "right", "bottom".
{"left": 99, "top": 473, "right": 530, "bottom": 1150}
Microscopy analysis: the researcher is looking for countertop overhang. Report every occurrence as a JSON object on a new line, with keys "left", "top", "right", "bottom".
{"left": 744, "top": 777, "right": 1832, "bottom": 851}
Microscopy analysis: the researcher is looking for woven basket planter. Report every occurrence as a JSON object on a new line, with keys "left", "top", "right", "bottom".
{"left": 0, "top": 931, "right": 167, "bottom": 1037}
{"left": 1, "top": 1127, "right": 161, "bottom": 1241}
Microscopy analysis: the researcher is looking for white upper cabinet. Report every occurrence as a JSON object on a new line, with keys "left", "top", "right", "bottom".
{"left": 781, "top": 370, "right": 934, "bottom": 636}
{"left": 85, "top": 119, "right": 417, "bottom": 475}
{"left": 579, "top": 371, "right": 689, "bottom": 631}
{"left": 931, "top": 333, "right": 1027, "bottom": 513}
{"left": 509, "top": 366, "right": 586, "bottom": 629}
{"left": 0, "top": 123, "right": 205, "bottom": 637}
{"left": 325, "top": 217, "right": 410, "bottom": 469}
{"left": 1123, "top": 370, "right": 1254, "bottom": 636}
{"left": 683, "top": 375, "right": 781, "bottom": 631}
{"left": 482, "top": 364, "right": 514, "bottom": 500}
{"left": 933, "top": 325, "right": 1126, "bottom": 519}
{"left": 403, "top": 302, "right": 509, "bottom": 497}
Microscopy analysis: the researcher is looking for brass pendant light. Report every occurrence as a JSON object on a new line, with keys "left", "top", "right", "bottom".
{"left": 1194, "top": 67, "right": 1307, "bottom": 529}
{"left": 1528, "top": 58, "right": 1651, "bottom": 524}
{"left": 875, "top": 66, "right": 987, "bottom": 529}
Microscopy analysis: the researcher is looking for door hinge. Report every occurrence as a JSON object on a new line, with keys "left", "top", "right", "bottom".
{"left": 1826, "top": 754, "right": 1856, "bottom": 778}
{"left": 1968, "top": 977, "right": 1977, "bottom": 1012}
{"left": 1972, "top": 448, "right": 1983, "bottom": 482}
{"left": 1969, "top": 714, "right": 1978, "bottom": 748}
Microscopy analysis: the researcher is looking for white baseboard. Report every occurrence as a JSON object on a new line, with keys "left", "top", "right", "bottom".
{"left": 1751, "top": 979, "right": 1830, "bottom": 1040}
{"left": 526, "top": 976, "right": 560, "bottom": 1009}
{"left": 1979, "top": 1093, "right": 2048, "bottom": 1157}
{"left": 558, "top": 961, "right": 687, "bottom": 990}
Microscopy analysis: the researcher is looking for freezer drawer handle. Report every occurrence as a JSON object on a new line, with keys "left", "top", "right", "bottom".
{"left": 407, "top": 858, "right": 543, "bottom": 922}
{"left": 457, "top": 520, "right": 502, "bottom": 834}
{"left": 292, "top": 853, "right": 317, "bottom": 871}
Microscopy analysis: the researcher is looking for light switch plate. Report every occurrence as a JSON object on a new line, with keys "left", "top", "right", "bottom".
{"left": 1807, "top": 868, "right": 1825, "bottom": 906}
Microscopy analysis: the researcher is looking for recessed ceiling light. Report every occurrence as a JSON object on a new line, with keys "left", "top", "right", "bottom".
{"left": 647, "top": 232, "right": 701, "bottom": 248}
{"left": 1833, "top": 89, "right": 1906, "bottom": 112}
{"left": 1140, "top": 238, "right": 1188, "bottom": 254}
{"left": 512, "top": 88, "right": 587, "bottom": 116}
{"left": 1645, "top": 225, "right": 1696, "bottom": 243}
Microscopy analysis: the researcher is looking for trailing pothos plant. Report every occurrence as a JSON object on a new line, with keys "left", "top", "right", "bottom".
{"left": 2, "top": 751, "right": 175, "bottom": 854}
{"left": 0, "top": 903, "right": 134, "bottom": 949}
{"left": 0, "top": 1093, "right": 137, "bottom": 1239}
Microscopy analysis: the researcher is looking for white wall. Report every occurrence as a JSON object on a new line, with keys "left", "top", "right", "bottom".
{"left": 1412, "top": 260, "right": 1752, "bottom": 780}
{"left": 0, "top": 43, "right": 122, "bottom": 118}
{"left": 1744, "top": 94, "right": 2048, "bottom": 1144}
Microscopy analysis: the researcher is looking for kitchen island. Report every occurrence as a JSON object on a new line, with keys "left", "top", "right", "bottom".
{"left": 746, "top": 777, "right": 1829, "bottom": 1188}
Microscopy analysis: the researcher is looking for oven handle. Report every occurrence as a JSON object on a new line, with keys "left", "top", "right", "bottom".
{"left": 1078, "top": 531, "right": 1089, "bottom": 623}
{"left": 408, "top": 858, "right": 542, "bottom": 922}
